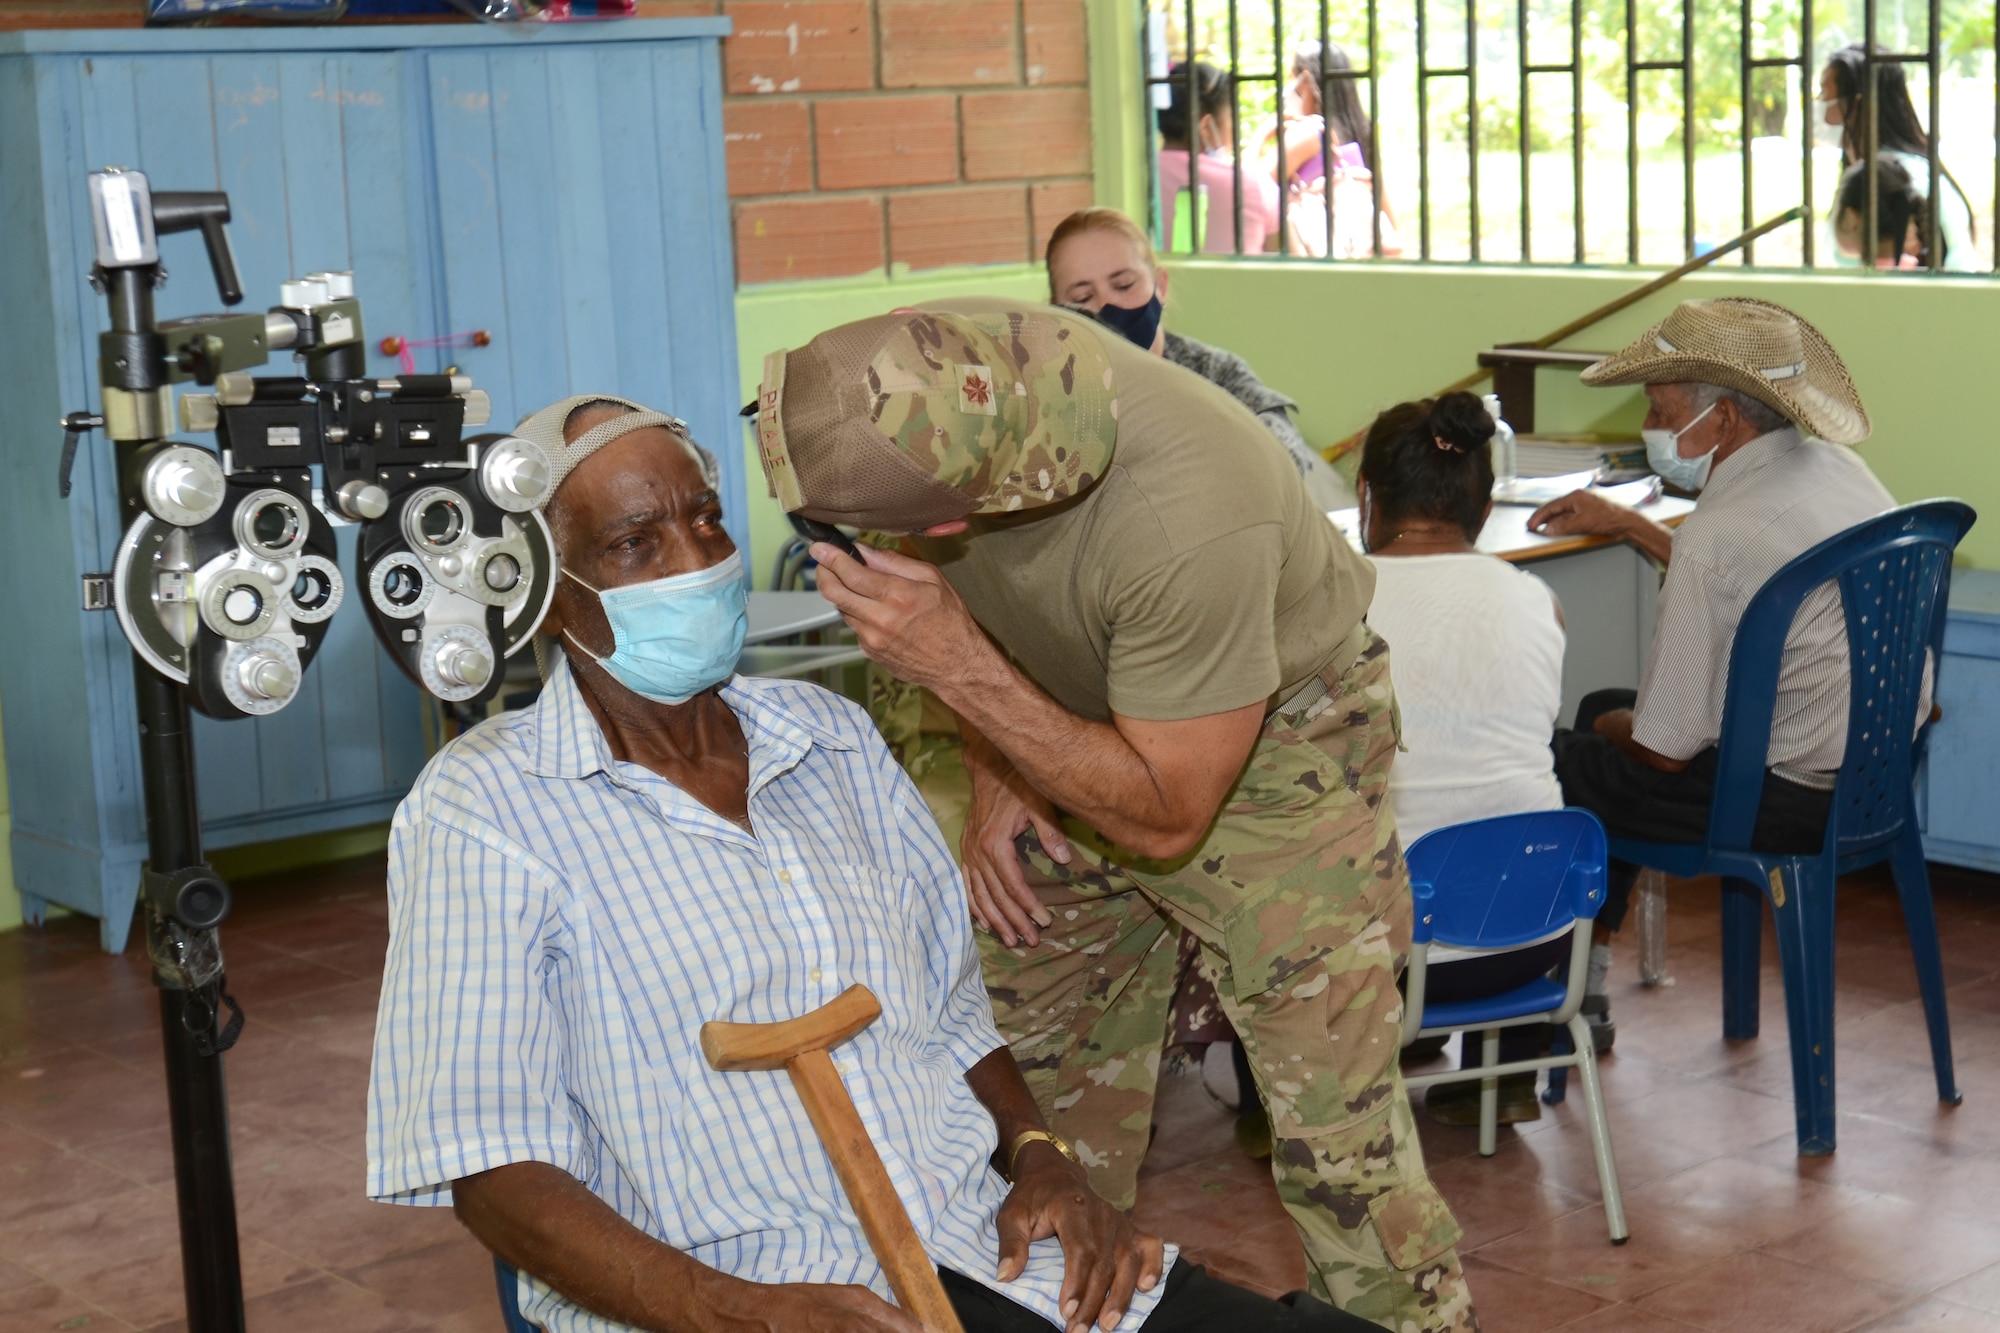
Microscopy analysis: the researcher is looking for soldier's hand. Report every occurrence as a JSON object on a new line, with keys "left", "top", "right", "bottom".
{"left": 963, "top": 733, "right": 1068, "bottom": 947}
{"left": 812, "top": 542, "right": 991, "bottom": 694}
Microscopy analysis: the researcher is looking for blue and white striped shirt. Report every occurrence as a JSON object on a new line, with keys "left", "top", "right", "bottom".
{"left": 366, "top": 661, "right": 1169, "bottom": 1331}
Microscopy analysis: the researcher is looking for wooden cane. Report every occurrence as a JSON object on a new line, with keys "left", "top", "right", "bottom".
{"left": 702, "top": 984, "right": 967, "bottom": 1333}
{"left": 1318, "top": 203, "right": 1810, "bottom": 461}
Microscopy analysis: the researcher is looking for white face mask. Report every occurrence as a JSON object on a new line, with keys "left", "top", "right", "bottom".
{"left": 1642, "top": 401, "right": 1720, "bottom": 492}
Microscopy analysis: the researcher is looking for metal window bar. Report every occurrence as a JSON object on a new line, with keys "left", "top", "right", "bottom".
{"left": 1140, "top": 0, "right": 1995, "bottom": 273}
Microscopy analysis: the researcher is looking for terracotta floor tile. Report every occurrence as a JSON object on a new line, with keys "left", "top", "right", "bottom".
{"left": 1426, "top": 1153, "right": 1593, "bottom": 1252}
{"left": 1131, "top": 1149, "right": 1290, "bottom": 1247}
{"left": 1459, "top": 1253, "right": 1610, "bottom": 1333}
{"left": 1931, "top": 1262, "right": 2000, "bottom": 1315}
{"left": 1469, "top": 1203, "right": 1737, "bottom": 1303}
{"left": 0, "top": 1134, "right": 152, "bottom": 1227}
{"left": 1601, "top": 1080, "right": 1802, "bottom": 1159}
{"left": 0, "top": 1279, "right": 136, "bottom": 1330}
{"left": 1622, "top": 1156, "right": 1876, "bottom": 1250}
{"left": 337, "top": 1235, "right": 498, "bottom": 1324}
{"left": 144, "top": 1272, "right": 434, "bottom": 1333}
{"left": 223, "top": 1032, "right": 373, "bottom": 1144}
{"left": 1849, "top": 1297, "right": 2000, "bottom": 1331}
{"left": 1481, "top": 1113, "right": 1720, "bottom": 1198}
{"left": 234, "top": 1139, "right": 461, "bottom": 1272}
{"left": 1730, "top": 1113, "right": 1972, "bottom": 1199}
{"left": 249, "top": 980, "right": 384, "bottom": 1065}
{"left": 1635, "top": 1250, "right": 1908, "bottom": 1332}
{"left": 1554, "top": 1306, "right": 1709, "bottom": 1331}
{"left": 0, "top": 1185, "right": 319, "bottom": 1328}
{"left": 0, "top": 1047, "right": 170, "bottom": 1150}
{"left": 1761, "top": 1194, "right": 2000, "bottom": 1293}
{"left": 1180, "top": 1216, "right": 1306, "bottom": 1299}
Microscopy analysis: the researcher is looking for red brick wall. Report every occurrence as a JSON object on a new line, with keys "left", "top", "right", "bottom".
{"left": 659, "top": 0, "right": 1095, "bottom": 286}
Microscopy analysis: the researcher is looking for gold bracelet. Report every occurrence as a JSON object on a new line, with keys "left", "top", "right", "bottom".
{"left": 1006, "top": 1129, "right": 1079, "bottom": 1180}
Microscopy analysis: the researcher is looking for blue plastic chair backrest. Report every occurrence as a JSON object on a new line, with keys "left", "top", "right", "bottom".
{"left": 1405, "top": 810, "right": 1609, "bottom": 948}
{"left": 1703, "top": 500, "right": 1975, "bottom": 858}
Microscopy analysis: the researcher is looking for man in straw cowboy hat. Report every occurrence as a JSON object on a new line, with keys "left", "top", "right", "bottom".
{"left": 755, "top": 299, "right": 1478, "bottom": 1333}
{"left": 1527, "top": 297, "right": 1896, "bottom": 1049}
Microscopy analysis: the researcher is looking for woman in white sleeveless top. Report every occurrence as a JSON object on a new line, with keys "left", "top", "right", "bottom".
{"left": 1358, "top": 392, "right": 1569, "bottom": 1125}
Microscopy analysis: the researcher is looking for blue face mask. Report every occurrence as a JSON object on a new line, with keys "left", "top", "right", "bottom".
{"left": 1094, "top": 293, "right": 1164, "bottom": 351}
{"left": 562, "top": 550, "right": 748, "bottom": 704}
{"left": 1643, "top": 401, "right": 1719, "bottom": 493}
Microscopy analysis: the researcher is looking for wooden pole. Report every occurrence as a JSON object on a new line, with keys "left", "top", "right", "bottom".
{"left": 1322, "top": 205, "right": 1809, "bottom": 460}
{"left": 703, "top": 986, "right": 967, "bottom": 1333}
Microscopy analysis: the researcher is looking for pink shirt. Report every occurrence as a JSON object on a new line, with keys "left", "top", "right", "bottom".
{"left": 1157, "top": 150, "right": 1281, "bottom": 254}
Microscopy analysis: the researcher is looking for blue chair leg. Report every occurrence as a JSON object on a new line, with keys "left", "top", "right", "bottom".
{"left": 1764, "top": 861, "right": 1838, "bottom": 1155}
{"left": 1543, "top": 1025, "right": 1571, "bottom": 1105}
{"left": 1720, "top": 876, "right": 1763, "bottom": 1041}
{"left": 495, "top": 1257, "right": 537, "bottom": 1333}
{"left": 1888, "top": 829, "right": 1962, "bottom": 1106}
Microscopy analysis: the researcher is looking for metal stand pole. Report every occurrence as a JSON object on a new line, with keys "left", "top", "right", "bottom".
{"left": 135, "top": 663, "right": 245, "bottom": 1333}
{"left": 102, "top": 256, "right": 248, "bottom": 1333}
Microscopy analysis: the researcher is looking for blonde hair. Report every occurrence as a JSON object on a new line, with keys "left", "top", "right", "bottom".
{"left": 1044, "top": 207, "right": 1157, "bottom": 299}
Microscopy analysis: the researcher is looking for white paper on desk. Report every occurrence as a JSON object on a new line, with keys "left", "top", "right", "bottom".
{"left": 1489, "top": 470, "right": 1602, "bottom": 506}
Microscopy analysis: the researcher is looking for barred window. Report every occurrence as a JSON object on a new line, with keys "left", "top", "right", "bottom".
{"left": 1142, "top": 0, "right": 1997, "bottom": 271}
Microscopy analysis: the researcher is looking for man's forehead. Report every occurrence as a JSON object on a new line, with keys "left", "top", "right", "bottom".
{"left": 555, "top": 430, "right": 711, "bottom": 520}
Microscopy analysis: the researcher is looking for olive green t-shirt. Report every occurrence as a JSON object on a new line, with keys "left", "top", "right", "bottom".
{"left": 913, "top": 305, "right": 1375, "bottom": 723}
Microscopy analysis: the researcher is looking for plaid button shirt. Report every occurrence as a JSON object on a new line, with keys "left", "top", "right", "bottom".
{"left": 366, "top": 660, "right": 1170, "bottom": 1331}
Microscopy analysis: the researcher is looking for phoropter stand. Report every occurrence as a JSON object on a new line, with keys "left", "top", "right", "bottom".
{"left": 60, "top": 168, "right": 560, "bottom": 1331}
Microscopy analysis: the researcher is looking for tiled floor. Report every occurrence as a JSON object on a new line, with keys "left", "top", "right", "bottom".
{"left": 2, "top": 856, "right": 1997, "bottom": 1332}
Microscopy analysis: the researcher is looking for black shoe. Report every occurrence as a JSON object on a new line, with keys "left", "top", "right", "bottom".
{"left": 1581, "top": 995, "right": 1616, "bottom": 1053}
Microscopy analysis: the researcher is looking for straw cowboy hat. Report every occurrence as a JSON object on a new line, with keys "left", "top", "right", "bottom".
{"left": 1580, "top": 297, "right": 1870, "bottom": 445}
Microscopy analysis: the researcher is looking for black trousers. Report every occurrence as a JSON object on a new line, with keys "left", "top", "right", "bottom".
{"left": 941, "top": 1262, "right": 1380, "bottom": 1332}
{"left": 1551, "top": 689, "right": 1834, "bottom": 932}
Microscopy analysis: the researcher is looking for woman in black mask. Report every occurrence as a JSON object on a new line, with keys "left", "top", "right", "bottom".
{"left": 1043, "top": 206, "right": 1351, "bottom": 512}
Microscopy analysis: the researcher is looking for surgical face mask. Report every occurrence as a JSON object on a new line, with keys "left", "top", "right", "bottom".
{"left": 1094, "top": 292, "right": 1164, "bottom": 351}
{"left": 1642, "top": 400, "right": 1720, "bottom": 493}
{"left": 562, "top": 550, "right": 747, "bottom": 704}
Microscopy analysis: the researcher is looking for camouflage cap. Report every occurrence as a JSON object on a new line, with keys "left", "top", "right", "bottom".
{"left": 755, "top": 301, "right": 1119, "bottom": 532}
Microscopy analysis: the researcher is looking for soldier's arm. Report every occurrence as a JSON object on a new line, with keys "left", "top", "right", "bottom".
{"left": 812, "top": 542, "right": 1263, "bottom": 861}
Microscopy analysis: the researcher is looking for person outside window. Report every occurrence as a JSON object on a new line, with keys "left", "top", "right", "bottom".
{"left": 1818, "top": 44, "right": 1981, "bottom": 272}
{"left": 1156, "top": 60, "right": 1280, "bottom": 256}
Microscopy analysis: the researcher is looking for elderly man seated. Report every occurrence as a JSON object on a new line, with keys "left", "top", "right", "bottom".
{"left": 1525, "top": 298, "right": 1894, "bottom": 1048}
{"left": 365, "top": 394, "right": 1374, "bottom": 1333}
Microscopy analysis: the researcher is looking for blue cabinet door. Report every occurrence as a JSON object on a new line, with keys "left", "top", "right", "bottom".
{"left": 0, "top": 21, "right": 737, "bottom": 950}
{"left": 424, "top": 39, "right": 747, "bottom": 555}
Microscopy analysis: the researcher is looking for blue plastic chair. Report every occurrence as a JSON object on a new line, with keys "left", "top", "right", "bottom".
{"left": 1400, "top": 809, "right": 1627, "bottom": 1243}
{"left": 495, "top": 1257, "right": 538, "bottom": 1333}
{"left": 1608, "top": 500, "right": 1975, "bottom": 1157}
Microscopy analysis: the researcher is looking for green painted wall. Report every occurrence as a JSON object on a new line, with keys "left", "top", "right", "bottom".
{"left": 1159, "top": 259, "right": 2000, "bottom": 567}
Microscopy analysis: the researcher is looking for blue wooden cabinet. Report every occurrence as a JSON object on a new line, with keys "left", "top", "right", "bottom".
{"left": 0, "top": 19, "right": 740, "bottom": 949}
{"left": 1920, "top": 569, "right": 2000, "bottom": 873}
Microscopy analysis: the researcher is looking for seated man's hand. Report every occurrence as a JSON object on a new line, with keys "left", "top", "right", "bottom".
{"left": 996, "top": 1143, "right": 1165, "bottom": 1333}
{"left": 1527, "top": 487, "right": 1632, "bottom": 538}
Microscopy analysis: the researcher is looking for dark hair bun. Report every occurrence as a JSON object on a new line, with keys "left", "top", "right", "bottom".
{"left": 1429, "top": 391, "right": 1496, "bottom": 455}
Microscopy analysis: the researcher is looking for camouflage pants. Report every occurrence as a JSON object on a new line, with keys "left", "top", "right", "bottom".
{"left": 978, "top": 628, "right": 1477, "bottom": 1333}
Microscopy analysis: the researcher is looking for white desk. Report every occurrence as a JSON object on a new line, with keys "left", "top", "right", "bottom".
{"left": 1330, "top": 482, "right": 1697, "bottom": 725}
